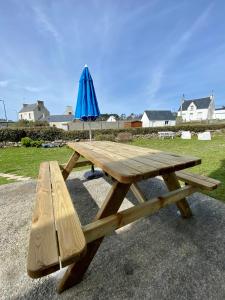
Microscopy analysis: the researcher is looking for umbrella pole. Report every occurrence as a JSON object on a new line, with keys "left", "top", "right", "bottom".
{"left": 89, "top": 121, "right": 92, "bottom": 142}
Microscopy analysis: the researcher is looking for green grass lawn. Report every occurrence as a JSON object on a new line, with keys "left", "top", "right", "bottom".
{"left": 0, "top": 146, "right": 74, "bottom": 178}
{"left": 131, "top": 134, "right": 225, "bottom": 202}
{"left": 0, "top": 136, "right": 225, "bottom": 201}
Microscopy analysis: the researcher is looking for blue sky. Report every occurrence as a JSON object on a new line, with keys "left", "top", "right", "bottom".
{"left": 1, "top": 0, "right": 225, "bottom": 120}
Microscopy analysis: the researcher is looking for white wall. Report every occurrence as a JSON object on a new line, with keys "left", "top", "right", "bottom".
{"left": 214, "top": 110, "right": 225, "bottom": 119}
{"left": 19, "top": 111, "right": 35, "bottom": 121}
{"left": 141, "top": 112, "right": 176, "bottom": 127}
{"left": 49, "top": 122, "right": 69, "bottom": 130}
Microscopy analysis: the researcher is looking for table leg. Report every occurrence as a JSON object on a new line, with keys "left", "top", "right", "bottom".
{"left": 57, "top": 181, "right": 131, "bottom": 293}
{"left": 162, "top": 172, "right": 192, "bottom": 218}
{"left": 62, "top": 151, "right": 80, "bottom": 180}
{"left": 130, "top": 183, "right": 146, "bottom": 203}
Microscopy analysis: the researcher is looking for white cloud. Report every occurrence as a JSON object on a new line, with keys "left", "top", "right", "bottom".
{"left": 24, "top": 85, "right": 45, "bottom": 92}
{"left": 0, "top": 80, "right": 9, "bottom": 87}
{"left": 147, "top": 3, "right": 214, "bottom": 100}
{"left": 32, "top": 6, "right": 61, "bottom": 44}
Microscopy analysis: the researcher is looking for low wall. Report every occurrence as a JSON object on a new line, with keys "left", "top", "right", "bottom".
{"left": 68, "top": 121, "right": 126, "bottom": 131}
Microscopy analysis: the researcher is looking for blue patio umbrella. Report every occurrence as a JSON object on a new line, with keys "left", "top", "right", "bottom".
{"left": 75, "top": 65, "right": 100, "bottom": 141}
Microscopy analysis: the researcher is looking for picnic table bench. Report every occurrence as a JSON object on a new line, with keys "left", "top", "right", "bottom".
{"left": 158, "top": 131, "right": 175, "bottom": 139}
{"left": 27, "top": 141, "right": 220, "bottom": 293}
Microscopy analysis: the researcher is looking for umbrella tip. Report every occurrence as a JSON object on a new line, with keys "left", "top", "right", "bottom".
{"left": 84, "top": 64, "right": 88, "bottom": 68}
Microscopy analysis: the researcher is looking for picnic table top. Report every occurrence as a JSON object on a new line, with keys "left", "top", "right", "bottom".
{"left": 67, "top": 141, "right": 201, "bottom": 183}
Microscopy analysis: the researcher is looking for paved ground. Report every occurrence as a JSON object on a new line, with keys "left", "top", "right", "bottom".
{"left": 0, "top": 171, "right": 225, "bottom": 300}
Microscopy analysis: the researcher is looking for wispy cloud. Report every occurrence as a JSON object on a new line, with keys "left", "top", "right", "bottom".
{"left": 0, "top": 80, "right": 9, "bottom": 87}
{"left": 147, "top": 3, "right": 214, "bottom": 100}
{"left": 24, "top": 85, "right": 45, "bottom": 93}
{"left": 32, "top": 6, "right": 61, "bottom": 44}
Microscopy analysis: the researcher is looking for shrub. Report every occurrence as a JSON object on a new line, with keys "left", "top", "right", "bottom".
{"left": 30, "top": 139, "right": 44, "bottom": 147}
{"left": 95, "top": 133, "right": 115, "bottom": 141}
{"left": 116, "top": 132, "right": 133, "bottom": 142}
{"left": 21, "top": 137, "right": 32, "bottom": 147}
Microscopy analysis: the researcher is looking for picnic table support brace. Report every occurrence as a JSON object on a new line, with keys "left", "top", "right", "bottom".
{"left": 57, "top": 181, "right": 131, "bottom": 293}
{"left": 61, "top": 151, "right": 80, "bottom": 180}
{"left": 162, "top": 172, "right": 192, "bottom": 218}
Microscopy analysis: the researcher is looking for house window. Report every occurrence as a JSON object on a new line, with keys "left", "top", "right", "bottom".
{"left": 190, "top": 105, "right": 194, "bottom": 111}
{"left": 38, "top": 107, "right": 41, "bottom": 111}
{"left": 29, "top": 113, "right": 31, "bottom": 119}
{"left": 165, "top": 120, "right": 169, "bottom": 125}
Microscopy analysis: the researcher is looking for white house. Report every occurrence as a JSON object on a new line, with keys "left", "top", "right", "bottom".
{"left": 107, "top": 115, "right": 117, "bottom": 122}
{"left": 46, "top": 115, "right": 74, "bottom": 130}
{"left": 177, "top": 96, "right": 214, "bottom": 121}
{"left": 18, "top": 100, "right": 50, "bottom": 121}
{"left": 214, "top": 107, "right": 225, "bottom": 119}
{"left": 141, "top": 110, "right": 176, "bottom": 127}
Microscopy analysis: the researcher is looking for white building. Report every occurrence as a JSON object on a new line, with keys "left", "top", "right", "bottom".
{"left": 46, "top": 115, "right": 74, "bottom": 130}
{"left": 107, "top": 115, "right": 117, "bottom": 122}
{"left": 214, "top": 107, "right": 225, "bottom": 119}
{"left": 18, "top": 100, "right": 50, "bottom": 121}
{"left": 177, "top": 96, "right": 214, "bottom": 121}
{"left": 141, "top": 110, "right": 176, "bottom": 127}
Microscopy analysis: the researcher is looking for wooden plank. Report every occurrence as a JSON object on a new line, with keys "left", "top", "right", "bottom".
{"left": 130, "top": 183, "right": 147, "bottom": 203}
{"left": 27, "top": 162, "right": 60, "bottom": 278}
{"left": 57, "top": 181, "right": 131, "bottom": 293}
{"left": 60, "top": 159, "right": 92, "bottom": 170}
{"left": 50, "top": 161, "right": 86, "bottom": 267}
{"left": 83, "top": 185, "right": 198, "bottom": 243}
{"left": 62, "top": 151, "right": 80, "bottom": 180}
{"left": 176, "top": 171, "right": 220, "bottom": 190}
{"left": 67, "top": 142, "right": 154, "bottom": 183}
{"left": 163, "top": 172, "right": 192, "bottom": 218}
{"left": 95, "top": 141, "right": 201, "bottom": 170}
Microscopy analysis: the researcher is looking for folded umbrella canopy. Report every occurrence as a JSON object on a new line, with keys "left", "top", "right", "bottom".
{"left": 75, "top": 65, "right": 100, "bottom": 140}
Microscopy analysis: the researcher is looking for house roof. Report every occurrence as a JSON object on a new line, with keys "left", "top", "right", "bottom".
{"left": 178, "top": 97, "right": 212, "bottom": 111}
{"left": 46, "top": 115, "right": 74, "bottom": 122}
{"left": 144, "top": 110, "right": 176, "bottom": 121}
{"left": 19, "top": 104, "right": 37, "bottom": 113}
{"left": 215, "top": 106, "right": 225, "bottom": 111}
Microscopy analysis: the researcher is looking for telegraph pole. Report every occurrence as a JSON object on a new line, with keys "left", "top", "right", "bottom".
{"left": 180, "top": 94, "right": 185, "bottom": 122}
{"left": 0, "top": 99, "right": 8, "bottom": 127}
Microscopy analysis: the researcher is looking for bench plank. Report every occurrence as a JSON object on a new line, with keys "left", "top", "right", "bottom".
{"left": 27, "top": 162, "right": 60, "bottom": 278}
{"left": 176, "top": 171, "right": 220, "bottom": 190}
{"left": 50, "top": 161, "right": 86, "bottom": 267}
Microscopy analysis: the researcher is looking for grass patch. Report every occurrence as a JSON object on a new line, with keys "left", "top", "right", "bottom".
{"left": 0, "top": 177, "right": 15, "bottom": 185}
{"left": 131, "top": 134, "right": 225, "bottom": 201}
{"left": 0, "top": 146, "right": 74, "bottom": 179}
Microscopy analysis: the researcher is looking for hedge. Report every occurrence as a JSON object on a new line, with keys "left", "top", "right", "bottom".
{"left": 1, "top": 123, "right": 225, "bottom": 142}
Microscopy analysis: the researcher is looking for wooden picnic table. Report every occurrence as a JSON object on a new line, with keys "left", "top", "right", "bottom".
{"left": 27, "top": 141, "right": 220, "bottom": 293}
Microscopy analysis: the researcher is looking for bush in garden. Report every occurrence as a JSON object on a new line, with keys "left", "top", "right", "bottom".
{"left": 116, "top": 132, "right": 133, "bottom": 142}
{"left": 95, "top": 133, "right": 115, "bottom": 141}
{"left": 21, "top": 137, "right": 33, "bottom": 147}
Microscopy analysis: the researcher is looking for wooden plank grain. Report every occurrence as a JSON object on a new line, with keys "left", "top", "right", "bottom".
{"left": 27, "top": 162, "right": 60, "bottom": 278}
{"left": 50, "top": 161, "right": 86, "bottom": 267}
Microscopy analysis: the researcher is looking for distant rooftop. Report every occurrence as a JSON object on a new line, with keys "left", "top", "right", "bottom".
{"left": 46, "top": 115, "right": 74, "bottom": 122}
{"left": 19, "top": 100, "right": 45, "bottom": 113}
{"left": 144, "top": 110, "right": 176, "bottom": 121}
{"left": 178, "top": 96, "right": 212, "bottom": 111}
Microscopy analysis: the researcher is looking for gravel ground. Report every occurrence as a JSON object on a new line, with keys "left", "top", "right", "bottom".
{"left": 0, "top": 171, "right": 225, "bottom": 300}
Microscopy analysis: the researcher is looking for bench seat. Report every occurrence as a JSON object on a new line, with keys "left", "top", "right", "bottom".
{"left": 176, "top": 170, "right": 220, "bottom": 191}
{"left": 27, "top": 161, "right": 86, "bottom": 279}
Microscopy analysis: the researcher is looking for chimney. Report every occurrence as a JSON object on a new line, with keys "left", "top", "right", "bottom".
{"left": 37, "top": 100, "right": 44, "bottom": 107}
{"left": 64, "top": 106, "right": 73, "bottom": 115}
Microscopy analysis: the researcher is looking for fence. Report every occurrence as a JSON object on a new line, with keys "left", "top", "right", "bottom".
{"left": 68, "top": 121, "right": 126, "bottom": 131}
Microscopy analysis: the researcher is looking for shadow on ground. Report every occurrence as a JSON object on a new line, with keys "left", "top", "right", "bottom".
{"left": 1, "top": 171, "right": 225, "bottom": 300}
